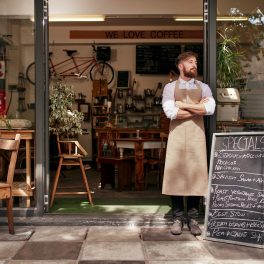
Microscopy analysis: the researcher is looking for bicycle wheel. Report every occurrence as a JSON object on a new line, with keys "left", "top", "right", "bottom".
{"left": 90, "top": 62, "right": 114, "bottom": 85}
{"left": 26, "top": 62, "right": 35, "bottom": 85}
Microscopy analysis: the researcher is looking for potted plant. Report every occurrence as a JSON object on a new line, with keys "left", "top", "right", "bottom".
{"left": 49, "top": 80, "right": 84, "bottom": 139}
{"left": 217, "top": 29, "right": 244, "bottom": 89}
{"left": 216, "top": 29, "right": 245, "bottom": 121}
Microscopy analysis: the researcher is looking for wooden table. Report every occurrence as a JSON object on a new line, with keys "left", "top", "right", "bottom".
{"left": 115, "top": 138, "right": 165, "bottom": 191}
{"left": 0, "top": 129, "right": 34, "bottom": 207}
{"left": 95, "top": 128, "right": 167, "bottom": 159}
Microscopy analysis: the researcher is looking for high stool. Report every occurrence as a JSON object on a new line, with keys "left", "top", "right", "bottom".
{"left": 50, "top": 138, "right": 93, "bottom": 207}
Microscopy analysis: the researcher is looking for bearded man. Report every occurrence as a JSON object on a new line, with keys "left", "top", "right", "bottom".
{"left": 162, "top": 51, "right": 216, "bottom": 236}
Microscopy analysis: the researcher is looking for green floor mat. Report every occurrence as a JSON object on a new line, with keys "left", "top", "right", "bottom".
{"left": 49, "top": 197, "right": 171, "bottom": 214}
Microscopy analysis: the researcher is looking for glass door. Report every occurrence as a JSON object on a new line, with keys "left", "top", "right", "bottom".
{"left": 216, "top": 0, "right": 264, "bottom": 131}
{"left": 0, "top": 1, "right": 36, "bottom": 212}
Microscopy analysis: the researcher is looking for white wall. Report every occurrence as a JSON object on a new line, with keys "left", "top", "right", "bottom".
{"left": 11, "top": 23, "right": 203, "bottom": 122}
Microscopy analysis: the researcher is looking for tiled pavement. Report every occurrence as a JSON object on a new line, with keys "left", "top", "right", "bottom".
{"left": 0, "top": 225, "right": 263, "bottom": 264}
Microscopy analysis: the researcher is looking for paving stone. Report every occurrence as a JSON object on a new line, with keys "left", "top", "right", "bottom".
{"left": 0, "top": 242, "right": 25, "bottom": 260}
{"left": 79, "top": 261, "right": 145, "bottom": 264}
{"left": 13, "top": 242, "right": 82, "bottom": 260}
{"left": 0, "top": 227, "right": 35, "bottom": 241}
{"left": 203, "top": 241, "right": 264, "bottom": 260}
{"left": 80, "top": 242, "right": 144, "bottom": 261}
{"left": 214, "top": 261, "right": 264, "bottom": 264}
{"left": 140, "top": 227, "right": 197, "bottom": 241}
{"left": 29, "top": 226, "right": 87, "bottom": 242}
{"left": 148, "top": 261, "right": 216, "bottom": 264}
{"left": 144, "top": 241, "right": 214, "bottom": 261}
{"left": 87, "top": 226, "right": 140, "bottom": 242}
{"left": 7, "top": 261, "right": 76, "bottom": 264}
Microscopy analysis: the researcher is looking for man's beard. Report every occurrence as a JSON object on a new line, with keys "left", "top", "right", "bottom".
{"left": 183, "top": 66, "right": 197, "bottom": 78}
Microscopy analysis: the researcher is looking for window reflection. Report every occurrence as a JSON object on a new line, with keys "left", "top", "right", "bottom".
{"left": 217, "top": 1, "right": 264, "bottom": 129}
{"left": 0, "top": 14, "right": 35, "bottom": 208}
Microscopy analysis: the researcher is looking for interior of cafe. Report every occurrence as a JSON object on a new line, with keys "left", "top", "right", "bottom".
{"left": 0, "top": 0, "right": 264, "bottom": 216}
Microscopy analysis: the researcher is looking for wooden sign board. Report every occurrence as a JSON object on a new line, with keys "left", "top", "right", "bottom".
{"left": 204, "top": 132, "right": 264, "bottom": 248}
{"left": 70, "top": 30, "right": 203, "bottom": 39}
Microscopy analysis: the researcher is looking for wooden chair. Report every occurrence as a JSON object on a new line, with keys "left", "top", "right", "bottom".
{"left": 144, "top": 132, "right": 168, "bottom": 189}
{"left": 50, "top": 136, "right": 93, "bottom": 207}
{"left": 0, "top": 134, "right": 21, "bottom": 234}
{"left": 144, "top": 150, "right": 160, "bottom": 188}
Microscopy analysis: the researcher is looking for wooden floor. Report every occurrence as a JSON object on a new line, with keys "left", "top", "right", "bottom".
{"left": 50, "top": 166, "right": 163, "bottom": 200}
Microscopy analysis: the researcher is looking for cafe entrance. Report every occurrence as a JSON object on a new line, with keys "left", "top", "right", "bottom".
{"left": 44, "top": 0, "right": 216, "bottom": 215}
{"left": 1, "top": 0, "right": 263, "bottom": 217}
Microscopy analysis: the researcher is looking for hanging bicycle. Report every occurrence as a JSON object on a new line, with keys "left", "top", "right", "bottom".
{"left": 26, "top": 45, "right": 115, "bottom": 85}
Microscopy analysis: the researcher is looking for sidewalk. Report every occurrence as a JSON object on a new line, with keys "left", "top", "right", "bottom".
{"left": 0, "top": 218, "right": 263, "bottom": 263}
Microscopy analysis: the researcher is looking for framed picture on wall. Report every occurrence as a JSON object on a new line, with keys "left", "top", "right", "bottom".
{"left": 116, "top": 70, "right": 130, "bottom": 89}
{"left": 78, "top": 103, "right": 90, "bottom": 122}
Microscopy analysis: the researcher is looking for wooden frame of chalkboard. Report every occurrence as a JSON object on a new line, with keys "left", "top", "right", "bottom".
{"left": 204, "top": 132, "right": 264, "bottom": 248}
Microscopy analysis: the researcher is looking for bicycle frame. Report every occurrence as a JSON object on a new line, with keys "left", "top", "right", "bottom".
{"left": 49, "top": 54, "right": 98, "bottom": 78}
{"left": 26, "top": 47, "right": 115, "bottom": 85}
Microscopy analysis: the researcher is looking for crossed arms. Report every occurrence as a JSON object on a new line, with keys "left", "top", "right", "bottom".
{"left": 175, "top": 98, "right": 209, "bottom": 119}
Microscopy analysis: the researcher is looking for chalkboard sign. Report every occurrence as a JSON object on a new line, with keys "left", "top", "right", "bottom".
{"left": 204, "top": 132, "right": 264, "bottom": 248}
{"left": 116, "top": 70, "right": 130, "bottom": 88}
{"left": 136, "top": 45, "right": 181, "bottom": 74}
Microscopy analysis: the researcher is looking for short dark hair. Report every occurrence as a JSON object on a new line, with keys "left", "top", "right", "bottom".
{"left": 176, "top": 51, "right": 198, "bottom": 66}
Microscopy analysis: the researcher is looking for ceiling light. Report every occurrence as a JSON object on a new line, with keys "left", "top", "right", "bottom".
{"left": 30, "top": 15, "right": 105, "bottom": 22}
{"left": 174, "top": 16, "right": 203, "bottom": 21}
{"left": 217, "top": 16, "right": 248, "bottom": 21}
{"left": 174, "top": 16, "right": 248, "bottom": 22}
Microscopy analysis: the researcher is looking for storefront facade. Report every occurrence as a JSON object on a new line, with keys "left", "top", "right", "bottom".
{"left": 0, "top": 0, "right": 263, "bottom": 216}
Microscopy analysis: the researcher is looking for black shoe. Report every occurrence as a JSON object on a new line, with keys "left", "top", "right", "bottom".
{"left": 171, "top": 219, "right": 183, "bottom": 235}
{"left": 188, "top": 219, "right": 202, "bottom": 236}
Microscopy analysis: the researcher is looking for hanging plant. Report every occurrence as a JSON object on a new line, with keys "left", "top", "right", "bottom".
{"left": 49, "top": 81, "right": 84, "bottom": 138}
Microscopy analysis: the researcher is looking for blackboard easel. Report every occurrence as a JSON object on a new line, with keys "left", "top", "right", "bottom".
{"left": 204, "top": 132, "right": 264, "bottom": 248}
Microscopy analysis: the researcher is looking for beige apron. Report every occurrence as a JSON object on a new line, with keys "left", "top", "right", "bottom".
{"left": 162, "top": 80, "right": 208, "bottom": 196}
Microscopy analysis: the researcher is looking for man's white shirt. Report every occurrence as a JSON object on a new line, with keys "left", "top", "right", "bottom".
{"left": 162, "top": 78, "right": 216, "bottom": 120}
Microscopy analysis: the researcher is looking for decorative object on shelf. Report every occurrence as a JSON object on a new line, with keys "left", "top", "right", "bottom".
{"left": 49, "top": 80, "right": 84, "bottom": 138}
{"left": 112, "top": 80, "right": 163, "bottom": 128}
{"left": 117, "top": 89, "right": 123, "bottom": 98}
{"left": 125, "top": 95, "right": 133, "bottom": 110}
{"left": 78, "top": 102, "right": 90, "bottom": 122}
{"left": 75, "top": 92, "right": 86, "bottom": 103}
{"left": 91, "top": 79, "right": 110, "bottom": 128}
{"left": 117, "top": 103, "right": 124, "bottom": 114}
{"left": 0, "top": 118, "right": 32, "bottom": 129}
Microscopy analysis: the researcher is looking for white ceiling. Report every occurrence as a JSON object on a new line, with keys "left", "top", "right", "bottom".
{"left": 0, "top": 0, "right": 263, "bottom": 27}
